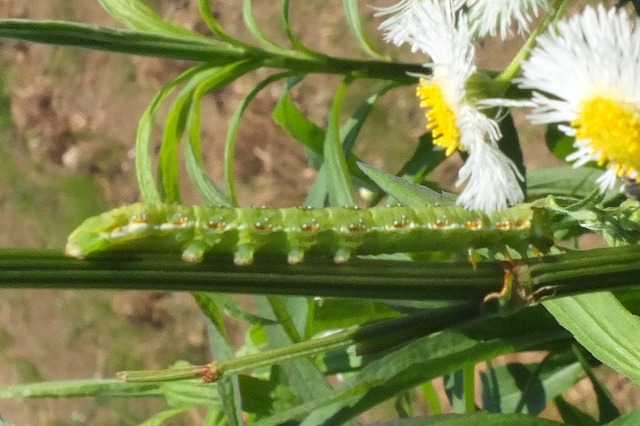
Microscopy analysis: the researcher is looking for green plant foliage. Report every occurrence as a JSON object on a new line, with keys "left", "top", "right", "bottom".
{"left": 0, "top": 0, "right": 640, "bottom": 425}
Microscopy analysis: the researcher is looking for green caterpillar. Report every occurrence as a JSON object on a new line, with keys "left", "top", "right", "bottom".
{"left": 65, "top": 203, "right": 553, "bottom": 265}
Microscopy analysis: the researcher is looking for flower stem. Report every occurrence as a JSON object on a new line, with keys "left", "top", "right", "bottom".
{"left": 495, "top": 0, "right": 571, "bottom": 88}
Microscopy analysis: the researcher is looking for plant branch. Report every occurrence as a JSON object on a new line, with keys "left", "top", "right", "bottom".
{"left": 2, "top": 247, "right": 640, "bottom": 302}
{"left": 0, "top": 249, "right": 501, "bottom": 300}
{"left": 0, "top": 19, "right": 424, "bottom": 82}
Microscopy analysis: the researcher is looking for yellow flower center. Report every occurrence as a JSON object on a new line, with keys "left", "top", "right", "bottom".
{"left": 416, "top": 78, "right": 461, "bottom": 156}
{"left": 572, "top": 97, "right": 640, "bottom": 180}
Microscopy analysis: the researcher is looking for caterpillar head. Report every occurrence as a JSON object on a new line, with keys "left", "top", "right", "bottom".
{"left": 65, "top": 203, "right": 155, "bottom": 259}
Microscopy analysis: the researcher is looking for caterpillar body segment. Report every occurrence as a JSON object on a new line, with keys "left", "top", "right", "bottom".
{"left": 65, "top": 202, "right": 551, "bottom": 265}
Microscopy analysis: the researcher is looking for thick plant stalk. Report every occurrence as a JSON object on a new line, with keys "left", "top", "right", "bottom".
{"left": 0, "top": 249, "right": 502, "bottom": 300}
{"left": 1, "top": 247, "right": 640, "bottom": 302}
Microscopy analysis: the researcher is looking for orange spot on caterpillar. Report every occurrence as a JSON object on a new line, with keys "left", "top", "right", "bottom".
{"left": 300, "top": 220, "right": 319, "bottom": 233}
{"left": 392, "top": 214, "right": 410, "bottom": 228}
{"left": 514, "top": 219, "right": 531, "bottom": 229}
{"left": 348, "top": 219, "right": 367, "bottom": 232}
{"left": 465, "top": 220, "right": 484, "bottom": 229}
{"left": 254, "top": 219, "right": 272, "bottom": 231}
{"left": 208, "top": 217, "right": 226, "bottom": 230}
{"left": 131, "top": 214, "right": 147, "bottom": 224}
{"left": 172, "top": 216, "right": 189, "bottom": 226}
{"left": 495, "top": 220, "right": 512, "bottom": 229}
{"left": 435, "top": 216, "right": 449, "bottom": 228}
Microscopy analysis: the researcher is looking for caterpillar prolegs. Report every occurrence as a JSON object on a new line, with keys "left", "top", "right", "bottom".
{"left": 65, "top": 203, "right": 554, "bottom": 265}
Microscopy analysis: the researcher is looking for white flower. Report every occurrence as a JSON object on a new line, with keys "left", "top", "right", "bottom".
{"left": 519, "top": 5, "right": 640, "bottom": 193}
{"left": 377, "top": 0, "right": 524, "bottom": 213}
{"left": 376, "top": 0, "right": 548, "bottom": 41}
{"left": 465, "top": 0, "right": 549, "bottom": 39}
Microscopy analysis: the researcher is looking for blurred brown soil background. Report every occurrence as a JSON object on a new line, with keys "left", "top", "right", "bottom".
{"left": 0, "top": 0, "right": 637, "bottom": 424}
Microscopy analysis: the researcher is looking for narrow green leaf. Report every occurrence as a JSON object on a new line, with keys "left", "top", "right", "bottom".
{"left": 272, "top": 78, "right": 325, "bottom": 155}
{"left": 545, "top": 124, "right": 575, "bottom": 162}
{"left": 158, "top": 86, "right": 194, "bottom": 202}
{"left": 198, "top": 0, "right": 249, "bottom": 47}
{"left": 358, "top": 162, "right": 456, "bottom": 206}
{"left": 464, "top": 365, "right": 476, "bottom": 413}
{"left": 217, "top": 377, "right": 244, "bottom": 426}
{"left": 194, "top": 293, "right": 231, "bottom": 344}
{"left": 196, "top": 294, "right": 244, "bottom": 426}
{"left": 205, "top": 409, "right": 228, "bottom": 426}
{"left": 161, "top": 380, "right": 222, "bottom": 407}
{"left": 304, "top": 169, "right": 329, "bottom": 207}
{"left": 238, "top": 375, "right": 283, "bottom": 418}
{"left": 195, "top": 294, "right": 241, "bottom": 426}
{"left": 573, "top": 346, "right": 621, "bottom": 423}
{"left": 242, "top": 0, "right": 288, "bottom": 53}
{"left": 445, "top": 370, "right": 466, "bottom": 414}
{"left": 340, "top": 83, "right": 396, "bottom": 160}
{"left": 281, "top": 0, "right": 321, "bottom": 57}
{"left": 526, "top": 166, "right": 622, "bottom": 202}
{"left": 253, "top": 296, "right": 333, "bottom": 404}
{"left": 342, "top": 1, "right": 385, "bottom": 59}
{"left": 498, "top": 112, "right": 526, "bottom": 194}
{"left": 395, "top": 392, "right": 414, "bottom": 417}
{"left": 554, "top": 395, "right": 599, "bottom": 426}
{"left": 267, "top": 295, "right": 303, "bottom": 343}
{"left": 325, "top": 78, "right": 357, "bottom": 207}
{"left": 184, "top": 143, "right": 232, "bottom": 207}
{"left": 306, "top": 299, "right": 401, "bottom": 337}
{"left": 186, "top": 60, "right": 260, "bottom": 205}
{"left": 223, "top": 71, "right": 299, "bottom": 205}
{"left": 136, "top": 65, "right": 211, "bottom": 202}
{"left": 480, "top": 353, "right": 583, "bottom": 415}
{"left": 98, "top": 0, "right": 204, "bottom": 38}
{"left": 158, "top": 61, "right": 251, "bottom": 202}
{"left": 0, "top": 20, "right": 247, "bottom": 63}
{"left": 138, "top": 407, "right": 192, "bottom": 426}
{"left": 199, "top": 293, "right": 276, "bottom": 326}
{"left": 445, "top": 367, "right": 479, "bottom": 414}
{"left": 307, "top": 83, "right": 396, "bottom": 206}
{"left": 366, "top": 132, "right": 448, "bottom": 206}
{"left": 421, "top": 381, "right": 444, "bottom": 415}
{"left": 272, "top": 79, "right": 375, "bottom": 191}
{"left": 396, "top": 132, "right": 446, "bottom": 180}
{"left": 0, "top": 379, "right": 160, "bottom": 398}
{"left": 543, "top": 292, "right": 640, "bottom": 385}
{"left": 239, "top": 372, "right": 305, "bottom": 419}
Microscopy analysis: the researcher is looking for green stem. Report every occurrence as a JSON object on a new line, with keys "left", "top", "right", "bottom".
{"left": 495, "top": 0, "right": 571, "bottom": 87}
{"left": 0, "top": 19, "right": 424, "bottom": 82}
{"left": 121, "top": 301, "right": 480, "bottom": 382}
{"left": 3, "top": 246, "right": 640, "bottom": 301}
{"left": 0, "top": 249, "right": 502, "bottom": 299}
{"left": 515, "top": 244, "right": 640, "bottom": 303}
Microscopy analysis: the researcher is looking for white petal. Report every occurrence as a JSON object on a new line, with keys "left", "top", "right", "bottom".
{"left": 465, "top": 0, "right": 549, "bottom": 39}
{"left": 456, "top": 141, "right": 524, "bottom": 213}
